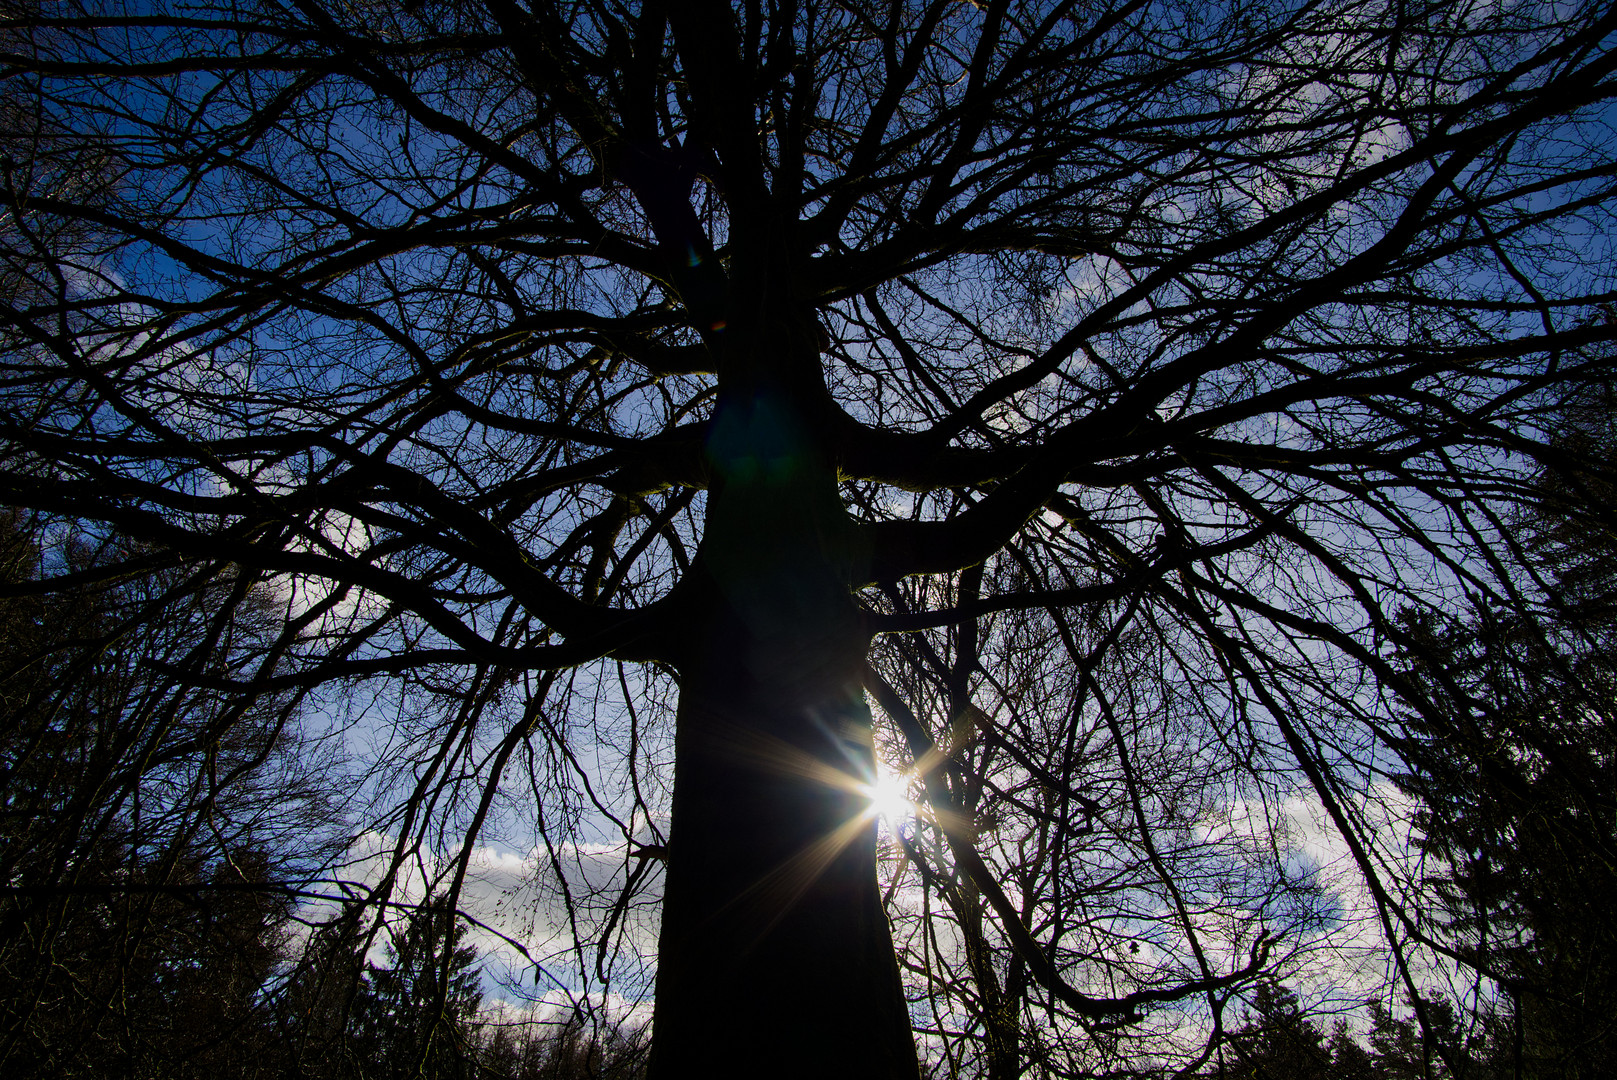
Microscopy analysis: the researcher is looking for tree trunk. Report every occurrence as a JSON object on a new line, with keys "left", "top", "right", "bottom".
{"left": 647, "top": 387, "right": 917, "bottom": 1077}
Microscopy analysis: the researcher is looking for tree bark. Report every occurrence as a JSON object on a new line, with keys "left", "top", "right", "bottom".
{"left": 647, "top": 386, "right": 917, "bottom": 1077}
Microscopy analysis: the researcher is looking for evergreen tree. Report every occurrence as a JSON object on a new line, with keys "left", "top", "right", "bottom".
{"left": 353, "top": 897, "right": 484, "bottom": 1080}
{"left": 1222, "top": 982, "right": 1351, "bottom": 1080}
{"left": 1396, "top": 374, "right": 1617, "bottom": 1079}
{"left": 1224, "top": 983, "right": 1335, "bottom": 1080}
{"left": 273, "top": 909, "right": 372, "bottom": 1080}
{"left": 1221, "top": 985, "right": 1492, "bottom": 1080}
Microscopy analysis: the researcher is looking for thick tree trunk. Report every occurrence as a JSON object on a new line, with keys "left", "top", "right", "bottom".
{"left": 647, "top": 388, "right": 917, "bottom": 1077}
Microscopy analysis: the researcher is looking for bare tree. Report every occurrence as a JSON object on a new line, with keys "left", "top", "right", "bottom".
{"left": 1, "top": 1, "right": 1615, "bottom": 1076}
{"left": 0, "top": 512, "right": 336, "bottom": 1076}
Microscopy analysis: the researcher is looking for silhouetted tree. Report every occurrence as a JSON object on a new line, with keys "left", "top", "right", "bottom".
{"left": 1220, "top": 985, "right": 1489, "bottom": 1080}
{"left": 1361, "top": 994, "right": 1475, "bottom": 1080}
{"left": 273, "top": 908, "right": 372, "bottom": 1080}
{"left": 1225, "top": 983, "right": 1335, "bottom": 1080}
{"left": 0, "top": 515, "right": 320, "bottom": 1075}
{"left": 1397, "top": 375, "right": 1617, "bottom": 1079}
{"left": 480, "top": 1011, "right": 647, "bottom": 1080}
{"left": 1, "top": 2, "right": 1615, "bottom": 1075}
{"left": 353, "top": 897, "right": 485, "bottom": 1080}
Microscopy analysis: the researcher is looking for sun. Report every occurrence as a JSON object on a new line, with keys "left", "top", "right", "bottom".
{"left": 863, "top": 768, "right": 916, "bottom": 830}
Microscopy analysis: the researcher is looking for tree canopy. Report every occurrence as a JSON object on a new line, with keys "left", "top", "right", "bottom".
{"left": 1, "top": 0, "right": 1615, "bottom": 1076}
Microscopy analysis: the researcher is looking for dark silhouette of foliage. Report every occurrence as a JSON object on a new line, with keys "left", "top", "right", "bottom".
{"left": 1220, "top": 983, "right": 1492, "bottom": 1080}
{"left": 1396, "top": 377, "right": 1617, "bottom": 1080}
{"left": 352, "top": 897, "right": 485, "bottom": 1080}
{"left": 0, "top": 512, "right": 323, "bottom": 1076}
{"left": 479, "top": 1011, "right": 648, "bottom": 1080}
{"left": 272, "top": 908, "right": 374, "bottom": 1080}
{"left": 1226, "top": 982, "right": 1337, "bottom": 1080}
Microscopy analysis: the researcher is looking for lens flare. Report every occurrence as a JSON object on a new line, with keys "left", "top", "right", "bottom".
{"left": 863, "top": 769, "right": 916, "bottom": 828}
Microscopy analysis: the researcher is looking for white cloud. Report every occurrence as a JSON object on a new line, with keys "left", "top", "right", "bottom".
{"left": 295, "top": 831, "right": 662, "bottom": 1003}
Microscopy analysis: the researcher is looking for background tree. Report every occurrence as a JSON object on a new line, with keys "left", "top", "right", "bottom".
{"left": 352, "top": 896, "right": 485, "bottom": 1080}
{"left": 1396, "top": 372, "right": 1617, "bottom": 1079}
{"left": 0, "top": 1, "right": 1614, "bottom": 1076}
{"left": 274, "top": 907, "right": 374, "bottom": 1080}
{"left": 0, "top": 511, "right": 332, "bottom": 1076}
{"left": 479, "top": 1009, "right": 648, "bottom": 1080}
{"left": 1224, "top": 982, "right": 1343, "bottom": 1080}
{"left": 1216, "top": 983, "right": 1487, "bottom": 1080}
